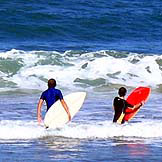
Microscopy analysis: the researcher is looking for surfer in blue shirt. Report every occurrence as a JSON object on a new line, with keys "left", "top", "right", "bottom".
{"left": 113, "top": 87, "right": 143, "bottom": 124}
{"left": 37, "top": 78, "right": 71, "bottom": 124}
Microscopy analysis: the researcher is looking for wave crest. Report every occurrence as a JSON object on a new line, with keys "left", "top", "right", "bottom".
{"left": 0, "top": 49, "right": 162, "bottom": 93}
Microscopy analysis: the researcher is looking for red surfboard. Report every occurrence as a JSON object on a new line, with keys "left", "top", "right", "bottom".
{"left": 123, "top": 87, "right": 151, "bottom": 121}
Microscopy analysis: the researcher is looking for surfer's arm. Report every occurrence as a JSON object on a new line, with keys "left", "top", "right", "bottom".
{"left": 133, "top": 102, "right": 144, "bottom": 109}
{"left": 60, "top": 99, "right": 71, "bottom": 121}
{"left": 37, "top": 99, "right": 44, "bottom": 124}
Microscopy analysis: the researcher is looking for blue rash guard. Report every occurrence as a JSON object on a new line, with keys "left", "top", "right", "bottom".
{"left": 40, "top": 88, "right": 63, "bottom": 111}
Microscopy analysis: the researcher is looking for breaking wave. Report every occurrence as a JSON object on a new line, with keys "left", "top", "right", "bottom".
{"left": 0, "top": 49, "right": 162, "bottom": 93}
{"left": 0, "top": 120, "right": 162, "bottom": 140}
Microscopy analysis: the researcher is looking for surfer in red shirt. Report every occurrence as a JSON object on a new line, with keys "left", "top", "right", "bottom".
{"left": 113, "top": 87, "right": 143, "bottom": 124}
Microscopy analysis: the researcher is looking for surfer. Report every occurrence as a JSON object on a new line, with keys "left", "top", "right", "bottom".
{"left": 37, "top": 78, "right": 71, "bottom": 124}
{"left": 113, "top": 87, "right": 143, "bottom": 124}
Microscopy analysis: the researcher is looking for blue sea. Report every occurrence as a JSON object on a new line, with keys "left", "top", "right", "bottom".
{"left": 0, "top": 0, "right": 162, "bottom": 161}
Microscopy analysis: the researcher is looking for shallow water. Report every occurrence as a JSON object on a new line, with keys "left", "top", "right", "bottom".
{"left": 0, "top": 90, "right": 162, "bottom": 161}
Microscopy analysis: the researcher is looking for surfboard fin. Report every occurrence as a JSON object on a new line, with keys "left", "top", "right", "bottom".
{"left": 45, "top": 126, "right": 49, "bottom": 129}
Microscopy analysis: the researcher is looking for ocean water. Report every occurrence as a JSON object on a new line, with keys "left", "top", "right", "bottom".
{"left": 0, "top": 0, "right": 162, "bottom": 161}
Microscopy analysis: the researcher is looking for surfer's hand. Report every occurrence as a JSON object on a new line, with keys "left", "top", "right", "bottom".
{"left": 136, "top": 101, "right": 144, "bottom": 109}
{"left": 37, "top": 115, "right": 42, "bottom": 124}
{"left": 140, "top": 101, "right": 145, "bottom": 107}
{"left": 68, "top": 113, "right": 71, "bottom": 121}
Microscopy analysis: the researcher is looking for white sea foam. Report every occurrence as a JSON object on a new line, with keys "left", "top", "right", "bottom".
{"left": 0, "top": 120, "right": 162, "bottom": 140}
{"left": 0, "top": 49, "right": 162, "bottom": 92}
{"left": 56, "top": 120, "right": 162, "bottom": 139}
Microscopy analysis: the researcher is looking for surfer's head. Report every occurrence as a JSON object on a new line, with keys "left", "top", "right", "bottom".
{"left": 118, "top": 87, "right": 127, "bottom": 97}
{"left": 48, "top": 78, "right": 56, "bottom": 88}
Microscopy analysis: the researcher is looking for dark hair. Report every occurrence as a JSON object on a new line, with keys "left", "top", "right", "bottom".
{"left": 118, "top": 87, "right": 127, "bottom": 97}
{"left": 48, "top": 78, "right": 56, "bottom": 88}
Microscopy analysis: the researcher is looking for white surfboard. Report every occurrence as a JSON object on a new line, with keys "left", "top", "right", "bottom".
{"left": 44, "top": 92, "right": 86, "bottom": 129}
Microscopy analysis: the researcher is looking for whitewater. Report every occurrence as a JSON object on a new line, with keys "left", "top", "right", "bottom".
{"left": 0, "top": 49, "right": 162, "bottom": 93}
